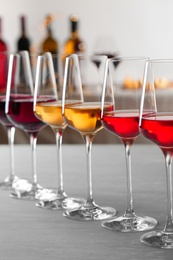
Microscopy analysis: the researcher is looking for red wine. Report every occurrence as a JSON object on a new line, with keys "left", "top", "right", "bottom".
{"left": 94, "top": 53, "right": 120, "bottom": 69}
{"left": 140, "top": 113, "right": 173, "bottom": 153}
{"left": 0, "top": 96, "right": 13, "bottom": 127}
{"left": 102, "top": 110, "right": 139, "bottom": 143}
{"left": 7, "top": 95, "right": 45, "bottom": 134}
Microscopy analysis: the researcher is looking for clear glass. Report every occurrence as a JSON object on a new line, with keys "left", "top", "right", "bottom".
{"left": 33, "top": 52, "right": 85, "bottom": 210}
{"left": 0, "top": 126, "right": 19, "bottom": 188}
{"left": 101, "top": 57, "right": 158, "bottom": 231}
{"left": 93, "top": 36, "right": 119, "bottom": 59}
{"left": 0, "top": 51, "right": 19, "bottom": 188}
{"left": 139, "top": 59, "right": 173, "bottom": 248}
{"left": 62, "top": 54, "right": 116, "bottom": 220}
{"left": 5, "top": 51, "right": 45, "bottom": 199}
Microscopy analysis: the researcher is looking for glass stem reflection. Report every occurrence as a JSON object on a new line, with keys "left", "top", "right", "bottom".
{"left": 124, "top": 142, "right": 135, "bottom": 217}
{"left": 84, "top": 135, "right": 94, "bottom": 205}
{"left": 30, "top": 133, "right": 38, "bottom": 186}
{"left": 164, "top": 152, "right": 173, "bottom": 232}
{"left": 53, "top": 128, "right": 64, "bottom": 194}
{"left": 7, "top": 126, "right": 15, "bottom": 181}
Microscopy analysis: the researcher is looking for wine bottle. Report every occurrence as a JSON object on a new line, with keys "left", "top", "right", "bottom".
{"left": 41, "top": 15, "right": 58, "bottom": 55}
{"left": 17, "top": 16, "right": 31, "bottom": 52}
{"left": 41, "top": 15, "right": 59, "bottom": 72}
{"left": 0, "top": 17, "right": 8, "bottom": 92}
{"left": 62, "top": 14, "right": 86, "bottom": 63}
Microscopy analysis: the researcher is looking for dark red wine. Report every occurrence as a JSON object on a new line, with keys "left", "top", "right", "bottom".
{"left": 0, "top": 96, "right": 13, "bottom": 127}
{"left": 140, "top": 113, "right": 173, "bottom": 154}
{"left": 7, "top": 95, "right": 45, "bottom": 134}
{"left": 94, "top": 53, "right": 120, "bottom": 69}
{"left": 102, "top": 110, "right": 139, "bottom": 143}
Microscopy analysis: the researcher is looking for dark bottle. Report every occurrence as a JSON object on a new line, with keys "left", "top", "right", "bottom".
{"left": 0, "top": 17, "right": 8, "bottom": 92}
{"left": 62, "top": 14, "right": 86, "bottom": 63}
{"left": 17, "top": 16, "right": 31, "bottom": 52}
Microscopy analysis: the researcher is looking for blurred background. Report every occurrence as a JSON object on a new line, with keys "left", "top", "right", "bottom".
{"left": 1, "top": 0, "right": 173, "bottom": 57}
{"left": 0, "top": 0, "right": 171, "bottom": 144}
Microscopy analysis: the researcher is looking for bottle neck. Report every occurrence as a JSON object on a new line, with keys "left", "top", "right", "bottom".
{"left": 47, "top": 26, "right": 53, "bottom": 38}
{"left": 71, "top": 20, "right": 79, "bottom": 38}
{"left": 71, "top": 20, "right": 78, "bottom": 32}
{"left": 21, "top": 16, "right": 26, "bottom": 37}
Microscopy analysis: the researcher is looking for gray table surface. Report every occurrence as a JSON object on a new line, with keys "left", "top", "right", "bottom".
{"left": 0, "top": 143, "right": 172, "bottom": 260}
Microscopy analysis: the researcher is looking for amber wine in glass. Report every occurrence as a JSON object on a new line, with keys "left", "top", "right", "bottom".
{"left": 34, "top": 52, "right": 85, "bottom": 210}
{"left": 62, "top": 54, "right": 116, "bottom": 220}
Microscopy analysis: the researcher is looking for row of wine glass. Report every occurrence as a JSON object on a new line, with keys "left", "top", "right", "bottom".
{"left": 0, "top": 52, "right": 172, "bottom": 249}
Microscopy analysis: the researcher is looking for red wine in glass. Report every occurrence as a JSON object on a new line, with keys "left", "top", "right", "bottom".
{"left": 7, "top": 94, "right": 45, "bottom": 135}
{"left": 140, "top": 112, "right": 173, "bottom": 154}
{"left": 0, "top": 94, "right": 19, "bottom": 189}
{"left": 102, "top": 110, "right": 140, "bottom": 144}
{"left": 0, "top": 96, "right": 12, "bottom": 127}
{"left": 6, "top": 93, "right": 45, "bottom": 199}
{"left": 101, "top": 56, "right": 158, "bottom": 232}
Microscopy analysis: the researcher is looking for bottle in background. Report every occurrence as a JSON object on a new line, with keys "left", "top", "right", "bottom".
{"left": 41, "top": 15, "right": 59, "bottom": 72}
{"left": 17, "top": 16, "right": 31, "bottom": 52}
{"left": 62, "top": 14, "right": 86, "bottom": 63}
{"left": 0, "top": 17, "right": 8, "bottom": 92}
{"left": 41, "top": 15, "right": 58, "bottom": 55}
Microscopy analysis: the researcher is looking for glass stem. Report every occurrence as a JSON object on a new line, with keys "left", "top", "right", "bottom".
{"left": 53, "top": 128, "right": 64, "bottom": 194}
{"left": 7, "top": 126, "right": 15, "bottom": 180}
{"left": 124, "top": 142, "right": 135, "bottom": 217}
{"left": 30, "top": 133, "right": 38, "bottom": 186}
{"left": 83, "top": 135, "right": 94, "bottom": 205}
{"left": 164, "top": 152, "right": 173, "bottom": 233}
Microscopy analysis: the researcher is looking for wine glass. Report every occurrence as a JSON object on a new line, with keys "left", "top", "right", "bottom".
{"left": 34, "top": 52, "right": 85, "bottom": 210}
{"left": 93, "top": 36, "right": 119, "bottom": 58}
{"left": 62, "top": 54, "right": 116, "bottom": 220}
{"left": 139, "top": 59, "right": 173, "bottom": 248}
{"left": 5, "top": 50, "right": 45, "bottom": 199}
{"left": 0, "top": 50, "right": 18, "bottom": 188}
{"left": 101, "top": 57, "right": 158, "bottom": 231}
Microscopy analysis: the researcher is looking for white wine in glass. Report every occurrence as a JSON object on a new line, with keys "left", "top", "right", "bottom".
{"left": 62, "top": 54, "right": 116, "bottom": 220}
{"left": 34, "top": 52, "right": 85, "bottom": 210}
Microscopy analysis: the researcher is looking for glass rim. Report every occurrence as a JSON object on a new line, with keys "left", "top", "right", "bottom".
{"left": 147, "top": 58, "right": 173, "bottom": 63}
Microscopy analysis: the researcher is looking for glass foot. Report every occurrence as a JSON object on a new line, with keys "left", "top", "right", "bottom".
{"left": 141, "top": 230, "right": 173, "bottom": 249}
{"left": 35, "top": 188, "right": 85, "bottom": 210}
{"left": 11, "top": 179, "right": 42, "bottom": 200}
{"left": 102, "top": 214, "right": 158, "bottom": 232}
{"left": 0, "top": 175, "right": 19, "bottom": 189}
{"left": 64, "top": 201, "right": 117, "bottom": 221}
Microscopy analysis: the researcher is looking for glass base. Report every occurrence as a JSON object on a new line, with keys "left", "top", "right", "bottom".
{"left": 10, "top": 179, "right": 42, "bottom": 200}
{"left": 102, "top": 214, "right": 158, "bottom": 232}
{"left": 0, "top": 175, "right": 19, "bottom": 189}
{"left": 141, "top": 230, "right": 173, "bottom": 249}
{"left": 35, "top": 188, "right": 85, "bottom": 210}
{"left": 64, "top": 201, "right": 117, "bottom": 221}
